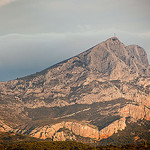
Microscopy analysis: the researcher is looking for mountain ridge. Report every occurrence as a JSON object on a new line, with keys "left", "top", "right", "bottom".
{"left": 2, "top": 37, "right": 148, "bottom": 83}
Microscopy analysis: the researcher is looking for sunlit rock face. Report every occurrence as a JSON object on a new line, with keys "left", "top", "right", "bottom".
{"left": 0, "top": 37, "right": 150, "bottom": 144}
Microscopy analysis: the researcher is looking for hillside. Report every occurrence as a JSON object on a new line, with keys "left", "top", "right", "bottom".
{"left": 0, "top": 37, "right": 150, "bottom": 145}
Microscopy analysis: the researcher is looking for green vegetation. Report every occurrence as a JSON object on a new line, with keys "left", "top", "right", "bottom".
{"left": 1, "top": 141, "right": 93, "bottom": 150}
{"left": 0, "top": 141, "right": 150, "bottom": 150}
{"left": 0, "top": 132, "right": 42, "bottom": 145}
{"left": 0, "top": 131, "right": 150, "bottom": 150}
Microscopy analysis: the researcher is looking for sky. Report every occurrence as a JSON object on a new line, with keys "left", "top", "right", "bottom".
{"left": 0, "top": 0, "right": 150, "bottom": 81}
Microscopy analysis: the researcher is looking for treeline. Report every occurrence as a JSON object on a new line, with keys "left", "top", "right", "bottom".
{"left": 0, "top": 141, "right": 149, "bottom": 150}
{"left": 1, "top": 141, "right": 93, "bottom": 150}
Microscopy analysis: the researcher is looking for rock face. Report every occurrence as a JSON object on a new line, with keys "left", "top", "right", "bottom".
{"left": 14, "top": 118, "right": 126, "bottom": 141}
{"left": 0, "top": 120, "right": 12, "bottom": 132}
{"left": 0, "top": 37, "right": 150, "bottom": 144}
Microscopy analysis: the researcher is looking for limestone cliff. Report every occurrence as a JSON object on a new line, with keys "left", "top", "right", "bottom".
{"left": 0, "top": 120, "right": 12, "bottom": 132}
{"left": 14, "top": 118, "right": 126, "bottom": 141}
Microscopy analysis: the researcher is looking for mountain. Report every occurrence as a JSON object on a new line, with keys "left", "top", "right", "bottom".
{"left": 0, "top": 37, "right": 150, "bottom": 145}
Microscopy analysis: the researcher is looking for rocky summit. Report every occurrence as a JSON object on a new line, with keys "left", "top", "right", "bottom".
{"left": 0, "top": 37, "right": 150, "bottom": 145}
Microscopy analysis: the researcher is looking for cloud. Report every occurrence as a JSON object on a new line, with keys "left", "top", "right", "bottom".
{"left": 0, "top": 0, "right": 149, "bottom": 35}
{"left": 0, "top": 0, "right": 16, "bottom": 7}
{"left": 140, "top": 31, "right": 150, "bottom": 38}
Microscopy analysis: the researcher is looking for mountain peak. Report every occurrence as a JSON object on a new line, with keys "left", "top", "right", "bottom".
{"left": 99, "top": 37, "right": 125, "bottom": 51}
{"left": 19, "top": 37, "right": 150, "bottom": 81}
{"left": 105, "top": 36, "right": 123, "bottom": 45}
{"left": 109, "top": 36, "right": 119, "bottom": 41}
{"left": 85, "top": 37, "right": 150, "bottom": 80}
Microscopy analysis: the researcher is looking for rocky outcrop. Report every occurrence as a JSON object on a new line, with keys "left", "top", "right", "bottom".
{"left": 15, "top": 118, "right": 126, "bottom": 141}
{"left": 119, "top": 103, "right": 150, "bottom": 121}
{"left": 99, "top": 118, "right": 126, "bottom": 140}
{"left": 0, "top": 120, "right": 12, "bottom": 132}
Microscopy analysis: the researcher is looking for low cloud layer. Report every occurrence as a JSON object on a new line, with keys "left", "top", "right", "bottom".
{"left": 0, "top": 0, "right": 149, "bottom": 35}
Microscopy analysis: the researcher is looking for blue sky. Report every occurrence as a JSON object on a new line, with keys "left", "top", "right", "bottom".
{"left": 0, "top": 0, "right": 150, "bottom": 81}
